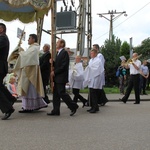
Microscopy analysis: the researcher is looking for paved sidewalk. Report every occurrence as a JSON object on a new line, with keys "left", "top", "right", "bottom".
{"left": 48, "top": 93, "right": 150, "bottom": 102}
{"left": 82, "top": 93, "right": 150, "bottom": 101}
{"left": 17, "top": 93, "right": 150, "bottom": 102}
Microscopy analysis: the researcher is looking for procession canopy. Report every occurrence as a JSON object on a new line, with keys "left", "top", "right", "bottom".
{"left": 0, "top": 0, "right": 52, "bottom": 23}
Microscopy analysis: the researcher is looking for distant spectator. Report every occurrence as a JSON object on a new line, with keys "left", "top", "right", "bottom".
{"left": 139, "top": 60, "right": 149, "bottom": 95}
{"left": 118, "top": 60, "right": 127, "bottom": 95}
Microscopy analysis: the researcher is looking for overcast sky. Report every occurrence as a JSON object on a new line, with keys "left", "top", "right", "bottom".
{"left": 1, "top": 0, "right": 150, "bottom": 54}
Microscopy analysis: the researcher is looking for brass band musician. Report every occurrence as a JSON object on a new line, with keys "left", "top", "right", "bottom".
{"left": 120, "top": 53, "right": 142, "bottom": 104}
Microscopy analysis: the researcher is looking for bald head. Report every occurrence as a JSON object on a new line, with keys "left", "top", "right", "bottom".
{"left": 132, "top": 53, "right": 138, "bottom": 57}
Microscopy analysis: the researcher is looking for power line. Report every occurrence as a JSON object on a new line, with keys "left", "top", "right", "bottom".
{"left": 97, "top": 10, "right": 127, "bottom": 41}
{"left": 93, "top": 1, "right": 150, "bottom": 42}
{"left": 114, "top": 1, "right": 150, "bottom": 29}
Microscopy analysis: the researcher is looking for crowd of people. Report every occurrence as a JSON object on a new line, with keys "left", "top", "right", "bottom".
{"left": 0, "top": 22, "right": 149, "bottom": 120}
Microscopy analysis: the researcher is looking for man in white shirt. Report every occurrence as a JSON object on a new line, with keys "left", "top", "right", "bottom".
{"left": 120, "top": 53, "right": 141, "bottom": 104}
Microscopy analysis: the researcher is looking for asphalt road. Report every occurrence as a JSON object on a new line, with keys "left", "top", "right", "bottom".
{"left": 0, "top": 101, "right": 150, "bottom": 150}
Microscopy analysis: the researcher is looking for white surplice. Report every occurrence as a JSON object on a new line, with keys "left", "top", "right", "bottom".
{"left": 83, "top": 56, "right": 104, "bottom": 89}
{"left": 97, "top": 53, "right": 105, "bottom": 66}
{"left": 97, "top": 53, "right": 105, "bottom": 86}
{"left": 69, "top": 62, "right": 84, "bottom": 89}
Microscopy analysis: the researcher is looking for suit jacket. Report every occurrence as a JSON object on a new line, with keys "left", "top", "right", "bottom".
{"left": 0, "top": 33, "right": 9, "bottom": 75}
{"left": 39, "top": 51, "right": 51, "bottom": 85}
{"left": 54, "top": 49, "right": 69, "bottom": 84}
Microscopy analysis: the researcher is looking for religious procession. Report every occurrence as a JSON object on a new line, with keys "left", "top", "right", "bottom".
{"left": 0, "top": 21, "right": 109, "bottom": 120}
{"left": 0, "top": 0, "right": 150, "bottom": 122}
{"left": 1, "top": 21, "right": 150, "bottom": 120}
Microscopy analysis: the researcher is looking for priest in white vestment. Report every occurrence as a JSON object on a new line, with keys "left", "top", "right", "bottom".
{"left": 69, "top": 55, "right": 87, "bottom": 107}
{"left": 14, "top": 34, "right": 47, "bottom": 112}
{"left": 83, "top": 49, "right": 104, "bottom": 113}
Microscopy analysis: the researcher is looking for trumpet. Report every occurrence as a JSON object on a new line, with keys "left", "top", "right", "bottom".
{"left": 122, "top": 54, "right": 142, "bottom": 66}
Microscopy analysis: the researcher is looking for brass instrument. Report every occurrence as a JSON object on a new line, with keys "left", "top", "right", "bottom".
{"left": 121, "top": 54, "right": 148, "bottom": 79}
{"left": 122, "top": 54, "right": 142, "bottom": 66}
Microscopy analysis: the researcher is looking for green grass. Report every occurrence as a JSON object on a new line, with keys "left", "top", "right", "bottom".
{"left": 80, "top": 87, "right": 150, "bottom": 94}
{"left": 80, "top": 87, "right": 119, "bottom": 94}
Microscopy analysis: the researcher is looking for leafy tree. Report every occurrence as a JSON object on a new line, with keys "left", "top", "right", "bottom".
{"left": 120, "top": 41, "right": 130, "bottom": 60}
{"left": 101, "top": 35, "right": 122, "bottom": 86}
{"left": 134, "top": 37, "right": 150, "bottom": 60}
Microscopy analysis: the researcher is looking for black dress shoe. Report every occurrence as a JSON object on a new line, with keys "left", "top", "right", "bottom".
{"left": 101, "top": 100, "right": 108, "bottom": 106}
{"left": 43, "top": 99, "right": 50, "bottom": 104}
{"left": 46, "top": 101, "right": 50, "bottom": 104}
{"left": 119, "top": 98, "right": 126, "bottom": 103}
{"left": 87, "top": 108, "right": 92, "bottom": 112}
{"left": 18, "top": 110, "right": 33, "bottom": 113}
{"left": 134, "top": 102, "right": 140, "bottom": 104}
{"left": 47, "top": 112, "right": 60, "bottom": 116}
{"left": 1, "top": 109, "right": 15, "bottom": 120}
{"left": 70, "top": 105, "right": 79, "bottom": 116}
{"left": 87, "top": 107, "right": 99, "bottom": 112}
{"left": 82, "top": 100, "right": 88, "bottom": 108}
{"left": 89, "top": 109, "right": 97, "bottom": 113}
{"left": 10, "top": 96, "right": 17, "bottom": 105}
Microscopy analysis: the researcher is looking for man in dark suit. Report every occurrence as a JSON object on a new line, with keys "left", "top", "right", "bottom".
{"left": 47, "top": 39, "right": 79, "bottom": 116}
{"left": 39, "top": 44, "right": 51, "bottom": 104}
{"left": 0, "top": 23, "right": 16, "bottom": 120}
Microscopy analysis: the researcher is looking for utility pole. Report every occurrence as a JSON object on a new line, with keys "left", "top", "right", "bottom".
{"left": 51, "top": 0, "right": 57, "bottom": 58}
{"left": 129, "top": 37, "right": 133, "bottom": 58}
{"left": 87, "top": 0, "right": 92, "bottom": 57}
{"left": 76, "top": 0, "right": 92, "bottom": 57}
{"left": 97, "top": 10, "right": 127, "bottom": 41}
{"left": 76, "top": 0, "right": 87, "bottom": 56}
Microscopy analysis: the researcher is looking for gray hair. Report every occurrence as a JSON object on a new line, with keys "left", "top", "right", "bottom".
{"left": 44, "top": 44, "right": 50, "bottom": 50}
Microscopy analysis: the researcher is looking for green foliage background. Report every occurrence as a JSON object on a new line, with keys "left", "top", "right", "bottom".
{"left": 99, "top": 35, "right": 150, "bottom": 87}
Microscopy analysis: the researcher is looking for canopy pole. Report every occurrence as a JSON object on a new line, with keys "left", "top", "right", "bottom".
{"left": 50, "top": 0, "right": 56, "bottom": 92}
{"left": 37, "top": 17, "right": 44, "bottom": 45}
